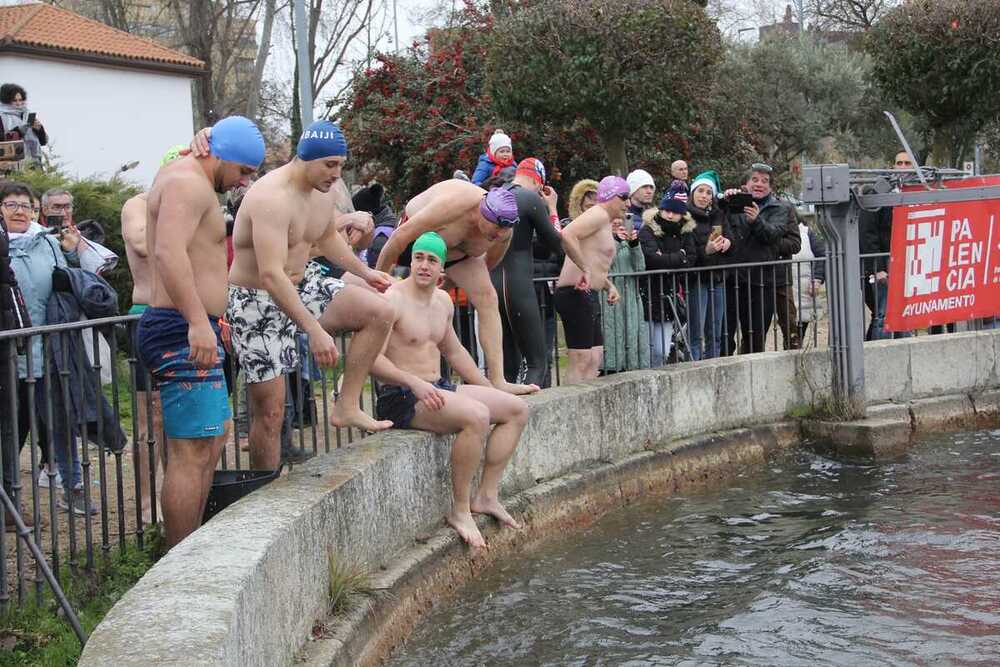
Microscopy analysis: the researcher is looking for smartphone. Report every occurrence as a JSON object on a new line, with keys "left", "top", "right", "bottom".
{"left": 45, "top": 214, "right": 63, "bottom": 228}
{"left": 27, "top": 112, "right": 36, "bottom": 125}
{"left": 709, "top": 225, "right": 723, "bottom": 241}
{"left": 725, "top": 193, "right": 754, "bottom": 210}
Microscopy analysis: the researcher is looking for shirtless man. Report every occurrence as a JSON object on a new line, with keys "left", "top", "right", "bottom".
{"left": 226, "top": 120, "right": 396, "bottom": 469}
{"left": 371, "top": 232, "right": 529, "bottom": 548}
{"left": 553, "top": 175, "right": 628, "bottom": 384}
{"left": 137, "top": 116, "right": 264, "bottom": 549}
{"left": 121, "top": 144, "right": 185, "bottom": 525}
{"left": 376, "top": 180, "right": 555, "bottom": 396}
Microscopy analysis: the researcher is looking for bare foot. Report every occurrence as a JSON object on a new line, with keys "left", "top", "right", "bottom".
{"left": 495, "top": 380, "right": 540, "bottom": 396}
{"left": 471, "top": 495, "right": 522, "bottom": 529}
{"left": 329, "top": 402, "right": 392, "bottom": 433}
{"left": 446, "top": 510, "right": 486, "bottom": 548}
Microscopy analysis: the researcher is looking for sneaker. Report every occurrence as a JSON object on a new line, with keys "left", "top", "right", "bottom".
{"left": 36, "top": 466, "right": 63, "bottom": 490}
{"left": 58, "top": 490, "right": 98, "bottom": 516}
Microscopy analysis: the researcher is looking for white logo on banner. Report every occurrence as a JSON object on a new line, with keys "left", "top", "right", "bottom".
{"left": 904, "top": 209, "right": 945, "bottom": 297}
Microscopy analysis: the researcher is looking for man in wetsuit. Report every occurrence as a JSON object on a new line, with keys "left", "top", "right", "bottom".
{"left": 376, "top": 179, "right": 559, "bottom": 396}
{"left": 489, "top": 158, "right": 571, "bottom": 387}
{"left": 137, "top": 116, "right": 264, "bottom": 549}
{"left": 372, "top": 232, "right": 529, "bottom": 548}
{"left": 227, "top": 121, "right": 396, "bottom": 470}
{"left": 554, "top": 175, "right": 628, "bottom": 384}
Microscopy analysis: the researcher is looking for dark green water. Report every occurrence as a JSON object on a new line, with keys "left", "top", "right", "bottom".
{"left": 391, "top": 430, "right": 1000, "bottom": 666}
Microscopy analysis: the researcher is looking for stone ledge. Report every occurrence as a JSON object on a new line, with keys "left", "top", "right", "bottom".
{"left": 909, "top": 394, "right": 977, "bottom": 433}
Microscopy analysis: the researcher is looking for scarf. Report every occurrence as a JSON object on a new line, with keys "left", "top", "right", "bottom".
{"left": 7, "top": 221, "right": 44, "bottom": 241}
{"left": 488, "top": 149, "right": 515, "bottom": 178}
{"left": 0, "top": 103, "right": 41, "bottom": 160}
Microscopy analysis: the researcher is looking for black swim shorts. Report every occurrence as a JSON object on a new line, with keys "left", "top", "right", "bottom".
{"left": 553, "top": 286, "right": 603, "bottom": 350}
{"left": 376, "top": 377, "right": 457, "bottom": 429}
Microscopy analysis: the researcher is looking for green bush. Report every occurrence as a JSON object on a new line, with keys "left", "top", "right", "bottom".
{"left": 6, "top": 165, "right": 142, "bottom": 314}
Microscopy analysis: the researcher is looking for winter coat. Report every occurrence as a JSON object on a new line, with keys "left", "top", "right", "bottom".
{"left": 859, "top": 205, "right": 892, "bottom": 275}
{"left": 791, "top": 223, "right": 828, "bottom": 323}
{"left": 8, "top": 225, "right": 78, "bottom": 378}
{"left": 602, "top": 237, "right": 650, "bottom": 372}
{"left": 725, "top": 194, "right": 798, "bottom": 287}
{"left": 46, "top": 266, "right": 126, "bottom": 452}
{"left": 471, "top": 152, "right": 514, "bottom": 186}
{"left": 638, "top": 209, "right": 696, "bottom": 322}
{"left": 0, "top": 216, "right": 30, "bottom": 333}
{"left": 688, "top": 202, "right": 734, "bottom": 286}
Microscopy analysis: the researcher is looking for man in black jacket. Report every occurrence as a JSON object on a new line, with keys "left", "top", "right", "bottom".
{"left": 723, "top": 163, "right": 800, "bottom": 355}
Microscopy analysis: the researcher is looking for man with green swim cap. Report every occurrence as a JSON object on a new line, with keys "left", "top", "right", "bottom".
{"left": 370, "top": 231, "right": 530, "bottom": 549}
{"left": 136, "top": 115, "right": 265, "bottom": 550}
{"left": 120, "top": 142, "right": 192, "bottom": 524}
{"left": 190, "top": 119, "right": 398, "bottom": 469}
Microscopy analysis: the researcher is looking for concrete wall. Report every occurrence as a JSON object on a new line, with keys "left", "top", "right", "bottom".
{"left": 79, "top": 331, "right": 1000, "bottom": 666}
{"left": 0, "top": 54, "right": 195, "bottom": 188}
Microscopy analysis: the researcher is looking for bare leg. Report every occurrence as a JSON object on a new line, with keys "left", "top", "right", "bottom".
{"left": 589, "top": 346, "right": 604, "bottom": 380}
{"left": 161, "top": 432, "right": 225, "bottom": 550}
{"left": 410, "top": 392, "right": 491, "bottom": 548}
{"left": 247, "top": 377, "right": 285, "bottom": 470}
{"left": 564, "top": 349, "right": 592, "bottom": 385}
{"left": 135, "top": 390, "right": 164, "bottom": 524}
{"left": 456, "top": 385, "right": 529, "bottom": 529}
{"left": 320, "top": 285, "right": 395, "bottom": 433}
{"left": 447, "top": 257, "right": 537, "bottom": 395}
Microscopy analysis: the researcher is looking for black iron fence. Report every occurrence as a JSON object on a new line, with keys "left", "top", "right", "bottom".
{"left": 2, "top": 253, "right": 996, "bottom": 624}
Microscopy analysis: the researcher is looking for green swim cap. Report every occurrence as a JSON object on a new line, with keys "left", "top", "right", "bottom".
{"left": 161, "top": 144, "right": 187, "bottom": 166}
{"left": 412, "top": 232, "right": 447, "bottom": 266}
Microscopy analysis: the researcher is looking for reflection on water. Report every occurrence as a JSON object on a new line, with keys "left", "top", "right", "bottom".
{"left": 391, "top": 430, "right": 1000, "bottom": 666}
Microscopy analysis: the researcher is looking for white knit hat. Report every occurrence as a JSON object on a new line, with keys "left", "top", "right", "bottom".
{"left": 626, "top": 169, "right": 655, "bottom": 196}
{"left": 488, "top": 129, "right": 512, "bottom": 154}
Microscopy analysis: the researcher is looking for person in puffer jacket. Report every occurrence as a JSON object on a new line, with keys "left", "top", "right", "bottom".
{"left": 471, "top": 129, "right": 515, "bottom": 185}
{"left": 639, "top": 184, "right": 696, "bottom": 366}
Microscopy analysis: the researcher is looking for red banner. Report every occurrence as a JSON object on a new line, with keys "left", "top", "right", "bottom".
{"left": 885, "top": 176, "right": 1000, "bottom": 331}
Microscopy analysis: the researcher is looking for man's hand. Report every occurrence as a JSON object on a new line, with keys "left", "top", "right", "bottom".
{"left": 189, "top": 128, "right": 212, "bottom": 158}
{"left": 876, "top": 270, "right": 888, "bottom": 283}
{"left": 410, "top": 378, "right": 446, "bottom": 410}
{"left": 364, "top": 268, "right": 393, "bottom": 293}
{"left": 188, "top": 319, "right": 219, "bottom": 369}
{"left": 575, "top": 269, "right": 592, "bottom": 291}
{"left": 337, "top": 211, "right": 374, "bottom": 234}
{"left": 744, "top": 203, "right": 760, "bottom": 222}
{"left": 542, "top": 185, "right": 558, "bottom": 212}
{"left": 309, "top": 329, "right": 340, "bottom": 368}
{"left": 59, "top": 224, "right": 81, "bottom": 252}
{"left": 607, "top": 283, "right": 620, "bottom": 305}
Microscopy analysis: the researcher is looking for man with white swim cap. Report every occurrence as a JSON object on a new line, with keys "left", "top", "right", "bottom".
{"left": 226, "top": 120, "right": 397, "bottom": 468}
{"left": 137, "top": 115, "right": 264, "bottom": 549}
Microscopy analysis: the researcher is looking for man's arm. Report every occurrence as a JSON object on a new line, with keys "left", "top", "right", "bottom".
{"left": 315, "top": 221, "right": 371, "bottom": 279}
{"left": 375, "top": 196, "right": 464, "bottom": 272}
{"left": 153, "top": 178, "right": 212, "bottom": 326}
{"left": 438, "top": 300, "right": 491, "bottom": 387}
{"left": 121, "top": 196, "right": 147, "bottom": 258}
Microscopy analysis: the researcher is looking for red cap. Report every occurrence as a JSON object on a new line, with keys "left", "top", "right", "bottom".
{"left": 515, "top": 157, "right": 546, "bottom": 185}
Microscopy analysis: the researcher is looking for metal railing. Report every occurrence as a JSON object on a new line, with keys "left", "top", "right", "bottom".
{"left": 3, "top": 254, "right": 995, "bottom": 625}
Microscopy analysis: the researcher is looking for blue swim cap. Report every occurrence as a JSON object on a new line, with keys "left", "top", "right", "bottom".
{"left": 209, "top": 116, "right": 265, "bottom": 169}
{"left": 297, "top": 120, "right": 348, "bottom": 161}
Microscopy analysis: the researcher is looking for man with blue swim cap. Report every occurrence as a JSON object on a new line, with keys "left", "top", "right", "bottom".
{"left": 375, "top": 177, "right": 544, "bottom": 397}
{"left": 222, "top": 119, "right": 398, "bottom": 467}
{"left": 135, "top": 115, "right": 265, "bottom": 550}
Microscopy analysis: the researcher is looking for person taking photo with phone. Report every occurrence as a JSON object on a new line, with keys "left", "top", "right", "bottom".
{"left": 0, "top": 84, "right": 48, "bottom": 164}
{"left": 686, "top": 171, "right": 733, "bottom": 360}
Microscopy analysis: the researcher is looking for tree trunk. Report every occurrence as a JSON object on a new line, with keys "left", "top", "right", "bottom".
{"left": 247, "top": 0, "right": 277, "bottom": 120}
{"left": 602, "top": 131, "right": 629, "bottom": 176}
{"left": 290, "top": 58, "right": 303, "bottom": 152}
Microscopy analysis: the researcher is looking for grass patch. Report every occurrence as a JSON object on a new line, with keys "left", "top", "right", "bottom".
{"left": 328, "top": 553, "right": 374, "bottom": 615}
{"left": 0, "top": 524, "right": 163, "bottom": 666}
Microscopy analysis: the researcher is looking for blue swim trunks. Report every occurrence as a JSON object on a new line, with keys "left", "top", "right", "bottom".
{"left": 136, "top": 307, "right": 231, "bottom": 439}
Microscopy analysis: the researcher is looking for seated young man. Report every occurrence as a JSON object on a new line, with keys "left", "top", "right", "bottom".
{"left": 371, "top": 232, "right": 530, "bottom": 548}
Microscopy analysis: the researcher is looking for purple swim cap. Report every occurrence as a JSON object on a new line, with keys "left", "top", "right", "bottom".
{"left": 596, "top": 175, "right": 630, "bottom": 203}
{"left": 479, "top": 187, "right": 519, "bottom": 228}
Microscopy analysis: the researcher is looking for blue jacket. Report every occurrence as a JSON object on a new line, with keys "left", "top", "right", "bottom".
{"left": 8, "top": 226, "right": 78, "bottom": 378}
{"left": 471, "top": 153, "right": 497, "bottom": 185}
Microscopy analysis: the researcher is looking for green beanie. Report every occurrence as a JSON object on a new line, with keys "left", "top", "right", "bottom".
{"left": 412, "top": 232, "right": 448, "bottom": 266}
{"left": 160, "top": 144, "right": 187, "bottom": 166}
{"left": 689, "top": 170, "right": 721, "bottom": 199}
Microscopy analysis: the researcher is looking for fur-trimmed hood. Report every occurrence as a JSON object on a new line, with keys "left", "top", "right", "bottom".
{"left": 641, "top": 208, "right": 696, "bottom": 237}
{"left": 568, "top": 179, "right": 599, "bottom": 220}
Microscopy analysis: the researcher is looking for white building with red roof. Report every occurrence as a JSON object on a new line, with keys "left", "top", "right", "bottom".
{"left": 0, "top": 1, "right": 205, "bottom": 186}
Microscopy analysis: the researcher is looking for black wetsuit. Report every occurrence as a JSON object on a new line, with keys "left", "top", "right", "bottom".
{"left": 489, "top": 183, "right": 562, "bottom": 387}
